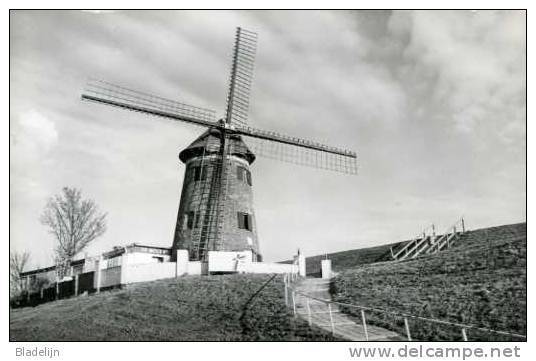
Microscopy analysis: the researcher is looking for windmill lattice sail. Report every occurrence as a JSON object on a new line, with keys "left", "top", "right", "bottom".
{"left": 225, "top": 27, "right": 257, "bottom": 127}
{"left": 82, "top": 78, "right": 217, "bottom": 126}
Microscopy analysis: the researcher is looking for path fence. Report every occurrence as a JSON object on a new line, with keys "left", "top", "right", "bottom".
{"left": 284, "top": 274, "right": 526, "bottom": 342}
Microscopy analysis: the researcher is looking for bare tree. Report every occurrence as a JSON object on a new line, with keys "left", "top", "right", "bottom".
{"left": 10, "top": 251, "right": 30, "bottom": 296}
{"left": 41, "top": 187, "right": 107, "bottom": 276}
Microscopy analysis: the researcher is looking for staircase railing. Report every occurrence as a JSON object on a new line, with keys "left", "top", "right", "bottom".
{"left": 426, "top": 217, "right": 466, "bottom": 255}
{"left": 391, "top": 224, "right": 435, "bottom": 261}
{"left": 391, "top": 217, "right": 466, "bottom": 261}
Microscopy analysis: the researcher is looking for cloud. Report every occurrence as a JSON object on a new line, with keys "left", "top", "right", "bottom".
{"left": 388, "top": 10, "right": 526, "bottom": 142}
{"left": 11, "top": 110, "right": 58, "bottom": 164}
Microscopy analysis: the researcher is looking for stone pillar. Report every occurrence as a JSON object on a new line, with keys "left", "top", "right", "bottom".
{"left": 95, "top": 256, "right": 103, "bottom": 293}
{"left": 298, "top": 253, "right": 306, "bottom": 277}
{"left": 175, "top": 249, "right": 189, "bottom": 277}
{"left": 120, "top": 252, "right": 129, "bottom": 285}
{"left": 321, "top": 259, "right": 332, "bottom": 279}
{"left": 74, "top": 275, "right": 79, "bottom": 296}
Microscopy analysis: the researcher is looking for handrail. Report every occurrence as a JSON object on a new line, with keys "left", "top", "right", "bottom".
{"left": 391, "top": 238, "right": 418, "bottom": 259}
{"left": 392, "top": 224, "right": 435, "bottom": 260}
{"left": 400, "top": 235, "right": 431, "bottom": 260}
{"left": 286, "top": 282, "right": 526, "bottom": 340}
{"left": 427, "top": 217, "right": 466, "bottom": 254}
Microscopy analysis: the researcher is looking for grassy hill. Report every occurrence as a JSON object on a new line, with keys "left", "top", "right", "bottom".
{"left": 10, "top": 274, "right": 338, "bottom": 341}
{"left": 331, "top": 223, "right": 526, "bottom": 341}
{"left": 301, "top": 241, "right": 405, "bottom": 276}
{"left": 281, "top": 240, "right": 407, "bottom": 276}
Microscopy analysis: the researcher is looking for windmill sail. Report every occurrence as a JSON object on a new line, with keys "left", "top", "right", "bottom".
{"left": 81, "top": 79, "right": 217, "bottom": 128}
{"left": 225, "top": 27, "right": 257, "bottom": 126}
{"left": 235, "top": 125, "right": 358, "bottom": 174}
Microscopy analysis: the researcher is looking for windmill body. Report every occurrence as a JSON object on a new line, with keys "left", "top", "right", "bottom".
{"left": 81, "top": 27, "right": 357, "bottom": 265}
{"left": 173, "top": 128, "right": 261, "bottom": 261}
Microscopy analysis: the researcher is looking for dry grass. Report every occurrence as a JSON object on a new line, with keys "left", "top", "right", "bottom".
{"left": 10, "top": 274, "right": 338, "bottom": 341}
{"left": 332, "top": 223, "right": 526, "bottom": 341}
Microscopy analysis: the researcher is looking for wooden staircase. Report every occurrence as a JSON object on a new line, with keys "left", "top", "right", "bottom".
{"left": 390, "top": 218, "right": 465, "bottom": 261}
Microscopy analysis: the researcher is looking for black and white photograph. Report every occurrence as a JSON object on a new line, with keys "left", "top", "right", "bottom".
{"left": 8, "top": 8, "right": 526, "bottom": 350}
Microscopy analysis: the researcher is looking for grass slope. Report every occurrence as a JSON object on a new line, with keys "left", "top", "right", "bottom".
{"left": 10, "top": 274, "right": 338, "bottom": 341}
{"left": 331, "top": 223, "right": 526, "bottom": 341}
{"left": 301, "top": 241, "right": 406, "bottom": 276}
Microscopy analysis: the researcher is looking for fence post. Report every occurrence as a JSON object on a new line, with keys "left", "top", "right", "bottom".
{"left": 404, "top": 317, "right": 412, "bottom": 341}
{"left": 306, "top": 298, "right": 312, "bottom": 326}
{"left": 292, "top": 291, "right": 297, "bottom": 317}
{"left": 284, "top": 275, "right": 288, "bottom": 307}
{"left": 461, "top": 328, "right": 468, "bottom": 341}
{"left": 74, "top": 275, "right": 79, "bottom": 296}
{"left": 361, "top": 309, "right": 369, "bottom": 341}
{"left": 461, "top": 218, "right": 465, "bottom": 233}
{"left": 55, "top": 281, "right": 59, "bottom": 300}
{"left": 328, "top": 303, "right": 335, "bottom": 335}
{"left": 40, "top": 287, "right": 44, "bottom": 300}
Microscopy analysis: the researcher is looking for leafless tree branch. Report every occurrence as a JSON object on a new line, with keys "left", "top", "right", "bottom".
{"left": 41, "top": 187, "right": 107, "bottom": 276}
{"left": 10, "top": 251, "right": 30, "bottom": 296}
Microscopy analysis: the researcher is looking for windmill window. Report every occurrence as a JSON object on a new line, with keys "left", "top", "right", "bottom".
{"left": 236, "top": 166, "right": 252, "bottom": 186}
{"left": 193, "top": 212, "right": 201, "bottom": 228}
{"left": 193, "top": 165, "right": 207, "bottom": 182}
{"left": 237, "top": 212, "right": 253, "bottom": 231}
{"left": 246, "top": 170, "right": 252, "bottom": 186}
{"left": 183, "top": 211, "right": 196, "bottom": 230}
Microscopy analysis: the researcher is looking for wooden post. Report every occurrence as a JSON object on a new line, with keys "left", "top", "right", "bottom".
{"left": 404, "top": 317, "right": 412, "bottom": 341}
{"left": 461, "top": 328, "right": 468, "bottom": 341}
{"left": 55, "top": 281, "right": 59, "bottom": 300}
{"left": 74, "top": 275, "right": 79, "bottom": 296}
{"left": 328, "top": 303, "right": 335, "bottom": 335}
{"left": 306, "top": 298, "right": 312, "bottom": 326}
{"left": 40, "top": 287, "right": 44, "bottom": 300}
{"left": 361, "top": 309, "right": 369, "bottom": 341}
{"left": 292, "top": 291, "right": 297, "bottom": 317}
{"left": 461, "top": 218, "right": 465, "bottom": 233}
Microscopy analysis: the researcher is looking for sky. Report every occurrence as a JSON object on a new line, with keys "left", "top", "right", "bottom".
{"left": 10, "top": 10, "right": 526, "bottom": 268}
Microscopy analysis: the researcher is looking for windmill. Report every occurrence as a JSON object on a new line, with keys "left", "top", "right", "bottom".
{"left": 81, "top": 27, "right": 358, "bottom": 262}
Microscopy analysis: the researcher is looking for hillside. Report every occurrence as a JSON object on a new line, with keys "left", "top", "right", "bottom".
{"left": 10, "top": 274, "right": 337, "bottom": 341}
{"left": 331, "top": 223, "right": 526, "bottom": 341}
{"left": 301, "top": 241, "right": 405, "bottom": 276}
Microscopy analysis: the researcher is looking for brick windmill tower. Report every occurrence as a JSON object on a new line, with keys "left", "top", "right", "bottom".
{"left": 81, "top": 27, "right": 358, "bottom": 262}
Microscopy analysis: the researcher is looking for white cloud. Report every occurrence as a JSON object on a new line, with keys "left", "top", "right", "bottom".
{"left": 390, "top": 10, "right": 526, "bottom": 141}
{"left": 11, "top": 110, "right": 58, "bottom": 164}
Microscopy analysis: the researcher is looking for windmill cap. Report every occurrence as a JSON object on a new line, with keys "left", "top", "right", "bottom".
{"left": 179, "top": 127, "right": 256, "bottom": 164}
